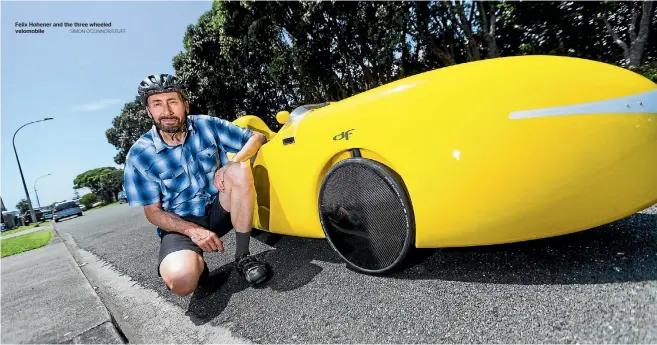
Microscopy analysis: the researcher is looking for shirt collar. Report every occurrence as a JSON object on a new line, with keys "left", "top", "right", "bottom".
{"left": 151, "top": 117, "right": 194, "bottom": 153}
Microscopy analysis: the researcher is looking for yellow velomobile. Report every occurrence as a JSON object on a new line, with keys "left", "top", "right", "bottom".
{"left": 230, "top": 55, "right": 657, "bottom": 274}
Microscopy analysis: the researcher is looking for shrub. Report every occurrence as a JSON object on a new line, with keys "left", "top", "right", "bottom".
{"left": 79, "top": 193, "right": 97, "bottom": 209}
{"left": 634, "top": 64, "right": 657, "bottom": 83}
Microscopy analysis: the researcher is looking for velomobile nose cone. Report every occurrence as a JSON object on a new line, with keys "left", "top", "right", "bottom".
{"left": 320, "top": 55, "right": 657, "bottom": 249}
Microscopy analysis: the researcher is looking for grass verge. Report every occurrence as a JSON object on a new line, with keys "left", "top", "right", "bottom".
{"left": 1, "top": 229, "right": 53, "bottom": 257}
{"left": 1, "top": 222, "right": 51, "bottom": 237}
{"left": 86, "top": 201, "right": 119, "bottom": 211}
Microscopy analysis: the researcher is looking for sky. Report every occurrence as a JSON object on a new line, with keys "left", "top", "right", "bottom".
{"left": 1, "top": 1, "right": 213, "bottom": 213}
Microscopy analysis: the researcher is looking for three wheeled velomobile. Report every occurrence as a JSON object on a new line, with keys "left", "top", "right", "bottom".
{"left": 229, "top": 55, "right": 657, "bottom": 274}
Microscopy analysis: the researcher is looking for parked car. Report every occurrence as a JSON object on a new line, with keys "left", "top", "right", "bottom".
{"left": 117, "top": 191, "right": 127, "bottom": 204}
{"left": 42, "top": 209, "right": 53, "bottom": 220}
{"left": 53, "top": 201, "right": 83, "bottom": 222}
{"left": 22, "top": 209, "right": 45, "bottom": 224}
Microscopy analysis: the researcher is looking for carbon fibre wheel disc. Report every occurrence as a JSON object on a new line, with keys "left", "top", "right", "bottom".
{"left": 319, "top": 158, "right": 415, "bottom": 274}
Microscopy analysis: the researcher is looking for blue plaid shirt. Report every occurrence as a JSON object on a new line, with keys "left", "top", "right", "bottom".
{"left": 123, "top": 115, "right": 254, "bottom": 236}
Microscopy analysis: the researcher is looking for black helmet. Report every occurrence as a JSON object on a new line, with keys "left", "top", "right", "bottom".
{"left": 138, "top": 73, "right": 187, "bottom": 106}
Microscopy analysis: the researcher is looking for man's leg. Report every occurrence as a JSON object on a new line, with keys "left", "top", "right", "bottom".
{"left": 218, "top": 162, "right": 254, "bottom": 229}
{"left": 215, "top": 161, "right": 270, "bottom": 284}
{"left": 217, "top": 161, "right": 256, "bottom": 256}
{"left": 158, "top": 232, "right": 208, "bottom": 296}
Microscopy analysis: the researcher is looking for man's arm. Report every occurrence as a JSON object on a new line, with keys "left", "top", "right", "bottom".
{"left": 143, "top": 202, "right": 224, "bottom": 252}
{"left": 143, "top": 202, "right": 200, "bottom": 237}
{"left": 123, "top": 149, "right": 222, "bottom": 252}
{"left": 214, "top": 132, "right": 266, "bottom": 193}
{"left": 230, "top": 132, "right": 267, "bottom": 163}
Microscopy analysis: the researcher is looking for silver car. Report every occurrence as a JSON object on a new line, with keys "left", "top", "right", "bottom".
{"left": 53, "top": 201, "right": 83, "bottom": 222}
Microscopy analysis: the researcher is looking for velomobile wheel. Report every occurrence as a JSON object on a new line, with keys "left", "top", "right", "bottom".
{"left": 318, "top": 157, "right": 415, "bottom": 274}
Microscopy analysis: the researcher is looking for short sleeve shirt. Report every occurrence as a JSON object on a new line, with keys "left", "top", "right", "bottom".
{"left": 123, "top": 115, "right": 253, "bottom": 234}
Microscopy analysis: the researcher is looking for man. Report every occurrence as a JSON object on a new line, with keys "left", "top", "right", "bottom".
{"left": 123, "top": 73, "right": 271, "bottom": 297}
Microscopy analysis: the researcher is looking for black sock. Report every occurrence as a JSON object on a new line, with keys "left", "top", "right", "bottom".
{"left": 235, "top": 231, "right": 251, "bottom": 259}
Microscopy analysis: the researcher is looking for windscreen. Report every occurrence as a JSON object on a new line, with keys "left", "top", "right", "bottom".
{"left": 55, "top": 201, "right": 78, "bottom": 211}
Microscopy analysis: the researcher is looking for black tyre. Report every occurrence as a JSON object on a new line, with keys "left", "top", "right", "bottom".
{"left": 318, "top": 157, "right": 415, "bottom": 274}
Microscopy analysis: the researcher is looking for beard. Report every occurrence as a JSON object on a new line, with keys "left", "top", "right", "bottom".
{"left": 154, "top": 116, "right": 185, "bottom": 133}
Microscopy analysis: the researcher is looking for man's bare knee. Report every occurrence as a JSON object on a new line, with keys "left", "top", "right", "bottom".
{"left": 159, "top": 251, "right": 204, "bottom": 296}
{"left": 229, "top": 162, "right": 253, "bottom": 188}
{"left": 166, "top": 273, "right": 196, "bottom": 296}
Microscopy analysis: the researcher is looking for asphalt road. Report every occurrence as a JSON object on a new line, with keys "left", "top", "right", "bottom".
{"left": 55, "top": 202, "right": 657, "bottom": 343}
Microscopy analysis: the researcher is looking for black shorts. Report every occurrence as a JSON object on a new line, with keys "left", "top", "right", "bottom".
{"left": 157, "top": 196, "right": 232, "bottom": 276}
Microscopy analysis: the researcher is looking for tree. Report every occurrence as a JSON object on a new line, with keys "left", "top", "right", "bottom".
{"left": 105, "top": 98, "right": 154, "bottom": 165}
{"left": 599, "top": 1, "right": 655, "bottom": 69}
{"left": 104, "top": 0, "right": 657, "bottom": 163}
{"left": 502, "top": 1, "right": 656, "bottom": 67}
{"left": 171, "top": 0, "right": 441, "bottom": 120}
{"left": 173, "top": 0, "right": 294, "bottom": 129}
{"left": 73, "top": 167, "right": 124, "bottom": 204}
{"left": 500, "top": 2, "right": 612, "bottom": 60}
{"left": 79, "top": 193, "right": 98, "bottom": 210}
{"left": 16, "top": 199, "right": 29, "bottom": 213}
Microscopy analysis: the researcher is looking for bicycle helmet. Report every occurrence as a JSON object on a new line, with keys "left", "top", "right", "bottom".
{"left": 138, "top": 73, "right": 188, "bottom": 106}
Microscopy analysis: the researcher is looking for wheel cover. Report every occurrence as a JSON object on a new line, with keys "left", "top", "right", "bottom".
{"left": 319, "top": 158, "right": 414, "bottom": 273}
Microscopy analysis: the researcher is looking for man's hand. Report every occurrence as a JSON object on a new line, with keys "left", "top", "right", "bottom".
{"left": 214, "top": 162, "right": 236, "bottom": 192}
{"left": 189, "top": 226, "right": 225, "bottom": 253}
{"left": 143, "top": 202, "right": 224, "bottom": 253}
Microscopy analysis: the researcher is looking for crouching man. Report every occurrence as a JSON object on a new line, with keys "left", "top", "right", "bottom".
{"left": 123, "top": 73, "right": 271, "bottom": 296}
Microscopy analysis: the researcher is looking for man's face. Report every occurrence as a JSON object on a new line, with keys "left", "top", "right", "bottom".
{"left": 146, "top": 92, "right": 189, "bottom": 133}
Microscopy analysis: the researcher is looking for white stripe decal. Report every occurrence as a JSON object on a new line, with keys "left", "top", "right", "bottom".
{"left": 509, "top": 89, "right": 657, "bottom": 119}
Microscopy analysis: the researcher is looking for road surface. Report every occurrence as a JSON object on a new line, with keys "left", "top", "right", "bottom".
{"left": 54, "top": 202, "right": 657, "bottom": 343}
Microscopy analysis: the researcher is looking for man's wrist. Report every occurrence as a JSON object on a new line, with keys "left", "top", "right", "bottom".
{"left": 184, "top": 224, "right": 202, "bottom": 234}
{"left": 186, "top": 226, "right": 207, "bottom": 239}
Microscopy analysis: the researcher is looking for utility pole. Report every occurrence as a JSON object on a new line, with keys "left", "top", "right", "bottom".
{"left": 13, "top": 118, "right": 54, "bottom": 223}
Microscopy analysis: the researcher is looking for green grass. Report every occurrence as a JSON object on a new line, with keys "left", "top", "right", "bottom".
{"left": 1, "top": 229, "right": 53, "bottom": 257}
{"left": 1, "top": 222, "right": 51, "bottom": 237}
{"left": 86, "top": 201, "right": 119, "bottom": 211}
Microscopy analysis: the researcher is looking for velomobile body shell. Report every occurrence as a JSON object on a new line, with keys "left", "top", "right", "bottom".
{"left": 232, "top": 55, "right": 657, "bottom": 252}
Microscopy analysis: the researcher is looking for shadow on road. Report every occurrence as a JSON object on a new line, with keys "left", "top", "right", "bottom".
{"left": 392, "top": 212, "right": 657, "bottom": 285}
{"left": 184, "top": 212, "right": 656, "bottom": 323}
{"left": 52, "top": 214, "right": 84, "bottom": 223}
{"left": 185, "top": 232, "right": 343, "bottom": 325}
